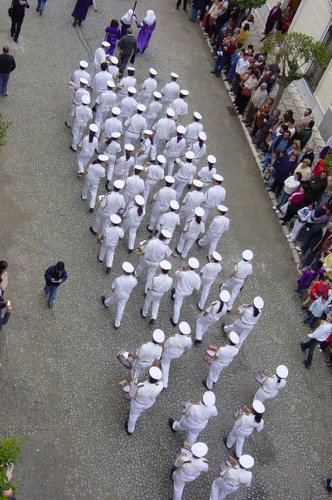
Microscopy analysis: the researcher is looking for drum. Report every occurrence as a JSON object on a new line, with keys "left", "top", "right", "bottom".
{"left": 255, "top": 369, "right": 270, "bottom": 384}
{"left": 117, "top": 349, "right": 135, "bottom": 369}
{"left": 203, "top": 346, "right": 217, "bottom": 366}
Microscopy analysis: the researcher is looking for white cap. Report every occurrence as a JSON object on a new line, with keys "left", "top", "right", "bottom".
{"left": 193, "top": 179, "right": 203, "bottom": 188}
{"left": 188, "top": 257, "right": 199, "bottom": 269}
{"left": 89, "top": 124, "right": 99, "bottom": 133}
{"left": 122, "top": 261, "right": 134, "bottom": 274}
{"left": 98, "top": 154, "right": 109, "bottom": 162}
{"left": 79, "top": 77, "right": 89, "bottom": 85}
{"left": 110, "top": 214, "right": 121, "bottom": 225}
{"left": 143, "top": 129, "right": 153, "bottom": 136}
{"left": 253, "top": 296, "right": 264, "bottom": 309}
{"left": 191, "top": 442, "right": 208, "bottom": 458}
{"left": 180, "top": 89, "right": 189, "bottom": 96}
{"left": 193, "top": 111, "right": 202, "bottom": 120}
{"left": 135, "top": 195, "right": 145, "bottom": 206}
{"left": 252, "top": 400, "right": 265, "bottom": 414}
{"left": 149, "top": 67, "right": 157, "bottom": 76}
{"left": 102, "top": 41, "right": 111, "bottom": 48}
{"left": 149, "top": 366, "right": 162, "bottom": 379}
{"left": 128, "top": 87, "right": 137, "bottom": 94}
{"left": 165, "top": 175, "right": 175, "bottom": 184}
{"left": 110, "top": 56, "right": 118, "bottom": 65}
{"left": 81, "top": 94, "right": 91, "bottom": 105}
{"left": 219, "top": 290, "right": 230, "bottom": 302}
{"left": 211, "top": 251, "right": 222, "bottom": 262}
{"left": 177, "top": 125, "right": 186, "bottom": 135}
{"left": 152, "top": 329, "right": 165, "bottom": 343}
{"left": 157, "top": 155, "right": 166, "bottom": 164}
{"left": 127, "top": 66, "right": 135, "bottom": 72}
{"left": 166, "top": 108, "right": 175, "bottom": 117}
{"left": 160, "top": 260, "right": 172, "bottom": 271}
{"left": 153, "top": 91, "right": 162, "bottom": 99}
{"left": 111, "top": 131, "right": 121, "bottom": 139}
{"left": 276, "top": 365, "right": 289, "bottom": 379}
{"left": 198, "top": 131, "right": 207, "bottom": 141}
{"left": 208, "top": 155, "right": 217, "bottom": 164}
{"left": 161, "top": 229, "right": 172, "bottom": 239}
{"left": 112, "top": 106, "right": 121, "bottom": 115}
{"left": 202, "top": 391, "right": 216, "bottom": 406}
{"left": 79, "top": 60, "right": 88, "bottom": 68}
{"left": 229, "top": 331, "right": 240, "bottom": 345}
{"left": 137, "top": 103, "right": 146, "bottom": 112}
{"left": 124, "top": 144, "right": 135, "bottom": 151}
{"left": 242, "top": 250, "right": 253, "bottom": 261}
{"left": 186, "top": 151, "right": 195, "bottom": 160}
{"left": 107, "top": 80, "right": 115, "bottom": 88}
{"left": 114, "top": 180, "right": 125, "bottom": 190}
{"left": 179, "top": 321, "right": 191, "bottom": 335}
{"left": 195, "top": 207, "right": 204, "bottom": 217}
{"left": 134, "top": 164, "right": 144, "bottom": 171}
{"left": 212, "top": 173, "right": 224, "bottom": 182}
{"left": 171, "top": 72, "right": 179, "bottom": 79}
{"left": 170, "top": 200, "right": 179, "bottom": 210}
{"left": 239, "top": 455, "right": 254, "bottom": 469}
{"left": 217, "top": 205, "right": 228, "bottom": 212}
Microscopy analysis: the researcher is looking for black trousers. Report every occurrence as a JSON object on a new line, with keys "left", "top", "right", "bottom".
{"left": 11, "top": 16, "right": 24, "bottom": 41}
{"left": 301, "top": 338, "right": 319, "bottom": 366}
{"left": 176, "top": 0, "right": 188, "bottom": 10}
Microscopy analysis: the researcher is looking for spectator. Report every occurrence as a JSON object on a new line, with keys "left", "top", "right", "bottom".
{"left": 295, "top": 263, "right": 323, "bottom": 297}
{"left": 273, "top": 171, "right": 302, "bottom": 213}
{"left": 0, "top": 298, "right": 11, "bottom": 331}
{"left": 294, "top": 120, "right": 315, "bottom": 149}
{"left": 302, "top": 275, "right": 330, "bottom": 309}
{"left": 294, "top": 159, "right": 312, "bottom": 182}
{"left": 234, "top": 68, "right": 260, "bottom": 115}
{"left": 0, "top": 261, "right": 9, "bottom": 298}
{"left": 243, "top": 83, "right": 268, "bottom": 127}
{"left": 236, "top": 23, "right": 250, "bottom": 46}
{"left": 303, "top": 294, "right": 329, "bottom": 328}
{"left": 261, "top": 2, "right": 282, "bottom": 38}
{"left": 0, "top": 46, "right": 16, "bottom": 96}
{"left": 300, "top": 314, "right": 332, "bottom": 368}
{"left": 305, "top": 172, "right": 328, "bottom": 204}
{"left": 44, "top": 262, "right": 68, "bottom": 309}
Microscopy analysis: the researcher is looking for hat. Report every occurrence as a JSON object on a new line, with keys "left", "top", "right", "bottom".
{"left": 149, "top": 67, "right": 157, "bottom": 76}
{"left": 102, "top": 41, "right": 111, "bottom": 48}
{"left": 191, "top": 442, "right": 208, "bottom": 458}
{"left": 112, "top": 106, "right": 121, "bottom": 115}
{"left": 135, "top": 195, "right": 145, "bottom": 206}
{"left": 79, "top": 77, "right": 89, "bottom": 85}
{"left": 171, "top": 72, "right": 179, "bottom": 79}
{"left": 186, "top": 151, "right": 195, "bottom": 160}
{"left": 217, "top": 205, "right": 228, "bottom": 212}
{"left": 165, "top": 175, "right": 175, "bottom": 184}
{"left": 111, "top": 131, "right": 121, "bottom": 139}
{"left": 179, "top": 321, "right": 191, "bottom": 335}
{"left": 219, "top": 290, "right": 230, "bottom": 302}
{"left": 239, "top": 455, "right": 254, "bottom": 469}
{"left": 114, "top": 180, "right": 125, "bottom": 190}
{"left": 202, "top": 391, "right": 216, "bottom": 406}
{"left": 128, "top": 87, "right": 137, "bottom": 94}
{"left": 212, "top": 173, "right": 223, "bottom": 182}
{"left": 193, "top": 179, "right": 203, "bottom": 189}
{"left": 153, "top": 91, "right": 162, "bottom": 99}
{"left": 152, "top": 329, "right": 165, "bottom": 343}
{"left": 276, "top": 365, "right": 288, "bottom": 379}
{"left": 149, "top": 366, "right": 162, "bottom": 379}
{"left": 79, "top": 60, "right": 88, "bottom": 68}
{"left": 211, "top": 251, "right": 222, "bottom": 262}
{"left": 89, "top": 124, "right": 99, "bottom": 133}
{"left": 177, "top": 125, "right": 186, "bottom": 135}
{"left": 161, "top": 229, "right": 172, "bottom": 239}
{"left": 198, "top": 131, "right": 207, "bottom": 141}
{"left": 160, "top": 260, "right": 172, "bottom": 271}
{"left": 110, "top": 214, "right": 121, "bottom": 225}
{"left": 81, "top": 95, "right": 91, "bottom": 105}
{"left": 127, "top": 66, "right": 135, "bottom": 72}
{"left": 252, "top": 400, "right": 265, "bottom": 414}
{"left": 195, "top": 207, "right": 204, "bottom": 217}
{"left": 98, "top": 154, "right": 109, "bottom": 162}
{"left": 170, "top": 200, "right": 179, "bottom": 210}
{"left": 122, "top": 262, "right": 134, "bottom": 274}
{"left": 229, "top": 331, "right": 240, "bottom": 345}
{"left": 166, "top": 108, "right": 175, "bottom": 117}
{"left": 242, "top": 249, "right": 253, "bottom": 261}
{"left": 107, "top": 80, "right": 115, "bottom": 88}
{"left": 157, "top": 154, "right": 166, "bottom": 164}
{"left": 253, "top": 296, "right": 264, "bottom": 309}
{"left": 137, "top": 103, "right": 146, "bottom": 112}
{"left": 110, "top": 56, "right": 118, "bottom": 65}
{"left": 208, "top": 155, "right": 217, "bottom": 164}
{"left": 188, "top": 257, "right": 199, "bottom": 269}
{"left": 143, "top": 129, "right": 153, "bottom": 136}
{"left": 124, "top": 144, "right": 135, "bottom": 151}
{"left": 180, "top": 89, "right": 189, "bottom": 96}
{"left": 134, "top": 164, "right": 144, "bottom": 171}
{"left": 193, "top": 111, "right": 202, "bottom": 120}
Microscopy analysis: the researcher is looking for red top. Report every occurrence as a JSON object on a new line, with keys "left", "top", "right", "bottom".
{"left": 311, "top": 159, "right": 326, "bottom": 177}
{"left": 309, "top": 280, "right": 329, "bottom": 301}
{"left": 289, "top": 189, "right": 306, "bottom": 206}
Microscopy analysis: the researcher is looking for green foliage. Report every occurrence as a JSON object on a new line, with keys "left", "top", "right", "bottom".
{"left": 0, "top": 113, "right": 11, "bottom": 149}
{"left": 234, "top": 0, "right": 266, "bottom": 8}
{"left": 324, "top": 151, "right": 332, "bottom": 176}
{"left": 0, "top": 437, "right": 23, "bottom": 499}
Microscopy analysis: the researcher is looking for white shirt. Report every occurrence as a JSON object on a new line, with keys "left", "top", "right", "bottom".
{"left": 124, "top": 175, "right": 144, "bottom": 196}
{"left": 137, "top": 138, "right": 152, "bottom": 160}
{"left": 180, "top": 191, "right": 206, "bottom": 220}
{"left": 120, "top": 96, "right": 137, "bottom": 118}
{"left": 131, "top": 380, "right": 163, "bottom": 405}
{"left": 114, "top": 155, "right": 135, "bottom": 179}
{"left": 103, "top": 225, "right": 124, "bottom": 245}
{"left": 233, "top": 260, "right": 252, "bottom": 280}
{"left": 235, "top": 58, "right": 250, "bottom": 75}
{"left": 102, "top": 117, "right": 123, "bottom": 137}
{"left": 71, "top": 68, "right": 91, "bottom": 87}
{"left": 204, "top": 300, "right": 227, "bottom": 320}
{"left": 175, "top": 160, "right": 196, "bottom": 183}
{"left": 161, "top": 81, "right": 180, "bottom": 102}
{"left": 164, "top": 136, "right": 186, "bottom": 158}
{"left": 118, "top": 75, "right": 137, "bottom": 97}
{"left": 197, "top": 166, "right": 216, "bottom": 185}
{"left": 260, "top": 374, "right": 286, "bottom": 396}
{"left": 171, "top": 98, "right": 188, "bottom": 119}
{"left": 206, "top": 215, "right": 230, "bottom": 236}
{"left": 238, "top": 305, "right": 260, "bottom": 326}
{"left": 233, "top": 413, "right": 264, "bottom": 437}
{"left": 72, "top": 87, "right": 89, "bottom": 106}
{"left": 189, "top": 141, "right": 207, "bottom": 163}
{"left": 175, "top": 270, "right": 201, "bottom": 296}
{"left": 203, "top": 185, "right": 226, "bottom": 209}
{"left": 163, "top": 333, "right": 191, "bottom": 358}
{"left": 175, "top": 449, "right": 208, "bottom": 482}
{"left": 182, "top": 218, "right": 205, "bottom": 239}
{"left": 108, "top": 64, "right": 119, "bottom": 80}
{"left": 125, "top": 113, "right": 147, "bottom": 135}
{"left": 93, "top": 71, "right": 113, "bottom": 91}
{"left": 180, "top": 400, "right": 218, "bottom": 429}
{"left": 96, "top": 90, "right": 117, "bottom": 112}
{"left": 149, "top": 273, "right": 173, "bottom": 295}
{"left": 92, "top": 47, "right": 107, "bottom": 69}
{"left": 213, "top": 345, "right": 239, "bottom": 367}
{"left": 153, "top": 117, "right": 176, "bottom": 140}
{"left": 134, "top": 341, "right": 162, "bottom": 365}
{"left": 153, "top": 186, "right": 177, "bottom": 207}
{"left": 200, "top": 262, "right": 222, "bottom": 284}
{"left": 105, "top": 140, "right": 121, "bottom": 159}
{"left": 139, "top": 77, "right": 157, "bottom": 98}
{"left": 112, "top": 274, "right": 137, "bottom": 300}
{"left": 124, "top": 205, "right": 145, "bottom": 227}
{"left": 158, "top": 211, "right": 180, "bottom": 234}
{"left": 144, "top": 238, "right": 172, "bottom": 264}
{"left": 186, "top": 122, "right": 203, "bottom": 142}
{"left": 308, "top": 321, "right": 332, "bottom": 341}
{"left": 145, "top": 163, "right": 164, "bottom": 183}
{"left": 144, "top": 100, "right": 162, "bottom": 120}
{"left": 79, "top": 134, "right": 98, "bottom": 154}
{"left": 86, "top": 162, "right": 106, "bottom": 184}
{"left": 74, "top": 104, "right": 92, "bottom": 125}
{"left": 99, "top": 191, "right": 125, "bottom": 215}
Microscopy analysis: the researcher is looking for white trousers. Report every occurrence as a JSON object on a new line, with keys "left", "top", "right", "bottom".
{"left": 222, "top": 276, "right": 244, "bottom": 311}
{"left": 123, "top": 223, "right": 139, "bottom": 251}
{"left": 135, "top": 257, "right": 159, "bottom": 294}
{"left": 224, "top": 319, "right": 253, "bottom": 348}
{"left": 165, "top": 156, "right": 177, "bottom": 177}
{"left": 148, "top": 204, "right": 168, "bottom": 230}
{"left": 98, "top": 241, "right": 117, "bottom": 269}
{"left": 82, "top": 180, "right": 98, "bottom": 208}
{"left": 142, "top": 290, "right": 163, "bottom": 320}
{"left": 123, "top": 131, "right": 140, "bottom": 146}
{"left": 95, "top": 108, "right": 108, "bottom": 129}
{"left": 177, "top": 234, "right": 196, "bottom": 259}
{"left": 128, "top": 399, "right": 152, "bottom": 433}
{"left": 195, "top": 315, "right": 216, "bottom": 341}
{"left": 198, "top": 280, "right": 214, "bottom": 310}
{"left": 206, "top": 361, "right": 228, "bottom": 389}
{"left": 153, "top": 136, "right": 166, "bottom": 155}
{"left": 104, "top": 292, "right": 128, "bottom": 327}
{"left": 71, "top": 123, "right": 86, "bottom": 150}
{"left": 227, "top": 427, "right": 249, "bottom": 458}
{"left": 160, "top": 352, "right": 180, "bottom": 388}
{"left": 289, "top": 219, "right": 305, "bottom": 241}
{"left": 172, "top": 417, "right": 203, "bottom": 444}
{"left": 172, "top": 471, "right": 187, "bottom": 500}
{"left": 174, "top": 178, "right": 188, "bottom": 200}
{"left": 92, "top": 211, "right": 110, "bottom": 236}
{"left": 143, "top": 180, "right": 157, "bottom": 203}
{"left": 198, "top": 232, "right": 221, "bottom": 256}
{"left": 67, "top": 103, "right": 76, "bottom": 127}
{"left": 77, "top": 150, "right": 94, "bottom": 174}
{"left": 172, "top": 292, "right": 187, "bottom": 324}
{"left": 254, "top": 388, "right": 276, "bottom": 403}
{"left": 210, "top": 479, "right": 238, "bottom": 500}
{"left": 106, "top": 156, "right": 116, "bottom": 182}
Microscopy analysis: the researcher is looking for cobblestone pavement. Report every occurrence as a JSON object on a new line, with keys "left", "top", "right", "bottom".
{"left": 0, "top": 1, "right": 331, "bottom": 499}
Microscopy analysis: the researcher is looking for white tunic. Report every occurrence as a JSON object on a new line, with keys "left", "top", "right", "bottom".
{"left": 112, "top": 274, "right": 137, "bottom": 300}
{"left": 93, "top": 70, "right": 113, "bottom": 93}
{"left": 203, "top": 185, "right": 226, "bottom": 209}
{"left": 212, "top": 345, "right": 239, "bottom": 367}
{"left": 99, "top": 191, "right": 125, "bottom": 216}
{"left": 102, "top": 116, "right": 123, "bottom": 138}
{"left": 163, "top": 136, "right": 186, "bottom": 159}
{"left": 144, "top": 100, "right": 163, "bottom": 123}
{"left": 96, "top": 89, "right": 117, "bottom": 112}
{"left": 179, "top": 191, "right": 206, "bottom": 221}
{"left": 145, "top": 163, "right": 164, "bottom": 183}
{"left": 123, "top": 174, "right": 144, "bottom": 199}
{"left": 149, "top": 274, "right": 173, "bottom": 296}
{"left": 144, "top": 238, "right": 172, "bottom": 264}
{"left": 113, "top": 155, "right": 135, "bottom": 180}
{"left": 257, "top": 375, "right": 286, "bottom": 397}
{"left": 233, "top": 260, "right": 253, "bottom": 280}
{"left": 174, "top": 160, "right": 196, "bottom": 183}
{"left": 132, "top": 341, "right": 162, "bottom": 372}
{"left": 103, "top": 225, "right": 124, "bottom": 246}
{"left": 73, "top": 104, "right": 92, "bottom": 126}
{"left": 123, "top": 205, "right": 145, "bottom": 229}
{"left": 231, "top": 413, "right": 264, "bottom": 437}
{"left": 120, "top": 96, "right": 137, "bottom": 121}
{"left": 197, "top": 166, "right": 216, "bottom": 187}
{"left": 200, "top": 262, "right": 222, "bottom": 284}
{"left": 153, "top": 186, "right": 177, "bottom": 210}
{"left": 177, "top": 400, "right": 218, "bottom": 431}
{"left": 186, "top": 121, "right": 203, "bottom": 143}
{"left": 86, "top": 162, "right": 105, "bottom": 185}
{"left": 171, "top": 98, "right": 188, "bottom": 121}
{"left": 162, "top": 334, "right": 192, "bottom": 359}
{"left": 72, "top": 87, "right": 90, "bottom": 106}
{"left": 71, "top": 68, "right": 91, "bottom": 87}
{"left": 180, "top": 218, "right": 205, "bottom": 241}
{"left": 157, "top": 211, "right": 180, "bottom": 235}
{"left": 161, "top": 81, "right": 180, "bottom": 105}
{"left": 92, "top": 47, "right": 107, "bottom": 72}
{"left": 117, "top": 75, "right": 137, "bottom": 100}
{"left": 130, "top": 380, "right": 163, "bottom": 404}
{"left": 205, "top": 215, "right": 230, "bottom": 237}
{"left": 153, "top": 117, "right": 176, "bottom": 140}
{"left": 189, "top": 141, "right": 207, "bottom": 165}
{"left": 108, "top": 63, "right": 119, "bottom": 80}
{"left": 175, "top": 270, "right": 201, "bottom": 296}
{"left": 138, "top": 77, "right": 158, "bottom": 105}
{"left": 125, "top": 113, "right": 147, "bottom": 136}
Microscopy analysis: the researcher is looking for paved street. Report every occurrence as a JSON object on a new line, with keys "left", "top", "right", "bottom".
{"left": 0, "top": 1, "right": 331, "bottom": 498}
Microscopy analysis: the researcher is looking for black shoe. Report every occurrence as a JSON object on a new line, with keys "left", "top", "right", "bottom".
{"left": 326, "top": 479, "right": 332, "bottom": 492}
{"left": 36, "top": 7, "right": 39, "bottom": 11}
{"left": 101, "top": 295, "right": 107, "bottom": 307}
{"left": 128, "top": 249, "right": 133, "bottom": 254}
{"left": 124, "top": 420, "right": 132, "bottom": 435}
{"left": 48, "top": 301, "right": 54, "bottom": 309}
{"left": 149, "top": 318, "right": 155, "bottom": 325}
{"left": 197, "top": 303, "right": 203, "bottom": 311}
{"left": 140, "top": 308, "right": 146, "bottom": 319}
{"left": 168, "top": 418, "right": 176, "bottom": 432}
{"left": 89, "top": 226, "right": 97, "bottom": 235}
{"left": 114, "top": 323, "right": 120, "bottom": 329}
{"left": 14, "top": 38, "right": 18, "bottom": 43}
{"left": 97, "top": 255, "right": 103, "bottom": 263}
{"left": 106, "top": 267, "right": 112, "bottom": 274}
{"left": 194, "top": 339, "right": 202, "bottom": 345}
{"left": 78, "top": 20, "right": 82, "bottom": 26}
{"left": 175, "top": 247, "right": 181, "bottom": 255}
{"left": 170, "top": 317, "right": 177, "bottom": 327}
{"left": 73, "top": 20, "right": 77, "bottom": 26}
{"left": 89, "top": 208, "right": 94, "bottom": 213}
{"left": 300, "top": 342, "right": 306, "bottom": 352}
{"left": 65, "top": 121, "right": 71, "bottom": 128}
{"left": 303, "top": 360, "right": 310, "bottom": 369}
{"left": 202, "top": 380, "right": 208, "bottom": 389}
{"left": 147, "top": 225, "right": 153, "bottom": 233}
{"left": 171, "top": 288, "right": 175, "bottom": 301}
{"left": 210, "top": 70, "right": 216, "bottom": 74}
{"left": 70, "top": 145, "right": 76, "bottom": 152}
{"left": 223, "top": 437, "right": 231, "bottom": 449}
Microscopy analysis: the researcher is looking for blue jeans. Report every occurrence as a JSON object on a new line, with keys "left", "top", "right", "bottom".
{"left": 0, "top": 73, "right": 10, "bottom": 95}
{"left": 214, "top": 55, "right": 228, "bottom": 76}
{"left": 188, "top": 7, "right": 198, "bottom": 21}
{"left": 276, "top": 190, "right": 289, "bottom": 210}
{"left": 37, "top": 0, "right": 48, "bottom": 11}
{"left": 44, "top": 284, "right": 58, "bottom": 304}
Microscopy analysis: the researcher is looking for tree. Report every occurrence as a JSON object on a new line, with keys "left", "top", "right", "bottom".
{"left": 262, "top": 32, "right": 330, "bottom": 112}
{"left": 0, "top": 436, "right": 23, "bottom": 499}
{"left": 234, "top": 0, "right": 266, "bottom": 8}
{"left": 0, "top": 113, "right": 10, "bottom": 149}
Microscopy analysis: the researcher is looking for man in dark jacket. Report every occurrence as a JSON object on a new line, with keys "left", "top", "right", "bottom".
{"left": 44, "top": 262, "right": 68, "bottom": 309}
{"left": 0, "top": 46, "right": 16, "bottom": 96}
{"left": 117, "top": 28, "right": 137, "bottom": 75}
{"left": 10, "top": 0, "right": 30, "bottom": 43}
{"left": 0, "top": 298, "right": 11, "bottom": 331}
{"left": 305, "top": 172, "right": 328, "bottom": 204}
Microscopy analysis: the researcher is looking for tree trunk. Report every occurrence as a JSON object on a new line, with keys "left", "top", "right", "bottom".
{"left": 270, "top": 80, "right": 290, "bottom": 113}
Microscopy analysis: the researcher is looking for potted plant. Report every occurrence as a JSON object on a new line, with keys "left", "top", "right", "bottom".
{"left": 324, "top": 150, "right": 332, "bottom": 177}
{"left": 0, "top": 437, "right": 23, "bottom": 500}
